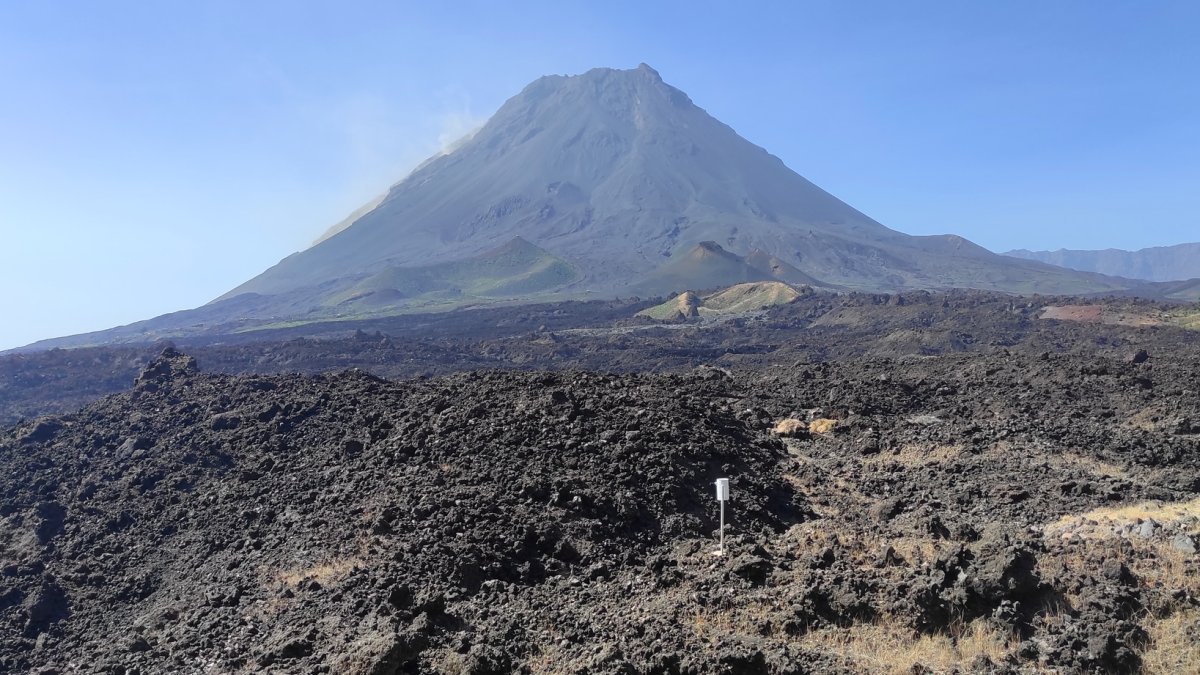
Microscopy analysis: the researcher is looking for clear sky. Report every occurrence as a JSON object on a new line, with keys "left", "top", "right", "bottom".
{"left": 2, "top": 1, "right": 1198, "bottom": 350}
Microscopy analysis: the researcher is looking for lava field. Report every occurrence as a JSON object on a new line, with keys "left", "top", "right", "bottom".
{"left": 2, "top": 292, "right": 1200, "bottom": 673}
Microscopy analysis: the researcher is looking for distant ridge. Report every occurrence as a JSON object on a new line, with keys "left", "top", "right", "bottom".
{"left": 1005, "top": 242, "right": 1200, "bottom": 282}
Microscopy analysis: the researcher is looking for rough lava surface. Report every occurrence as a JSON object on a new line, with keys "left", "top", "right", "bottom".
{"left": 3, "top": 291, "right": 1200, "bottom": 673}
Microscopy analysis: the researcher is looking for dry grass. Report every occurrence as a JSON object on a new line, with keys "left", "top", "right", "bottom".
{"left": 1042, "top": 498, "right": 1200, "bottom": 614}
{"left": 250, "top": 556, "right": 366, "bottom": 623}
{"left": 1145, "top": 547, "right": 1200, "bottom": 596}
{"left": 781, "top": 473, "right": 805, "bottom": 488}
{"left": 522, "top": 633, "right": 579, "bottom": 675}
{"left": 809, "top": 418, "right": 838, "bottom": 434}
{"left": 690, "top": 597, "right": 783, "bottom": 644}
{"left": 524, "top": 653, "right": 559, "bottom": 675}
{"left": 1046, "top": 452, "right": 1128, "bottom": 478}
{"left": 797, "top": 617, "right": 1018, "bottom": 674}
{"left": 1045, "top": 497, "right": 1200, "bottom": 535}
{"left": 1040, "top": 305, "right": 1165, "bottom": 327}
{"left": 331, "top": 631, "right": 422, "bottom": 675}
{"left": 1122, "top": 543, "right": 1200, "bottom": 603}
{"left": 781, "top": 523, "right": 945, "bottom": 572}
{"left": 691, "top": 606, "right": 737, "bottom": 638}
{"left": 1044, "top": 537, "right": 1199, "bottom": 674}
{"left": 274, "top": 556, "right": 362, "bottom": 588}
{"left": 426, "top": 648, "right": 471, "bottom": 674}
{"left": 1140, "top": 608, "right": 1200, "bottom": 674}
{"left": 1042, "top": 538, "right": 1200, "bottom": 613}
{"left": 772, "top": 418, "right": 807, "bottom": 437}
{"left": 880, "top": 535, "right": 945, "bottom": 566}
{"left": 1125, "top": 407, "right": 1169, "bottom": 432}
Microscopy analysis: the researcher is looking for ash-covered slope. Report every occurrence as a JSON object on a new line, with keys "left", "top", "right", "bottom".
{"left": 223, "top": 64, "right": 1126, "bottom": 305}
{"left": 1006, "top": 242, "right": 1200, "bottom": 282}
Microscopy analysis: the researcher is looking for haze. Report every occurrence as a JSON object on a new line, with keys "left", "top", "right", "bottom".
{"left": 2, "top": 1, "right": 1198, "bottom": 351}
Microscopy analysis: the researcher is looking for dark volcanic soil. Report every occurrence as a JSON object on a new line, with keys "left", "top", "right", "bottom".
{"left": 3, "top": 300, "right": 1199, "bottom": 674}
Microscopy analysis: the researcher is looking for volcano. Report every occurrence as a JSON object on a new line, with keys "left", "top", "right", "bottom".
{"left": 224, "top": 64, "right": 1122, "bottom": 307}
{"left": 22, "top": 64, "right": 1136, "bottom": 349}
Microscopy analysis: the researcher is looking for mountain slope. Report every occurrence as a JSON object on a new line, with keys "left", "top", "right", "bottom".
{"left": 743, "top": 249, "right": 829, "bottom": 288}
{"left": 1094, "top": 278, "right": 1200, "bottom": 303}
{"left": 631, "top": 241, "right": 776, "bottom": 296}
{"left": 1005, "top": 243, "right": 1200, "bottom": 282}
{"left": 330, "top": 237, "right": 579, "bottom": 312}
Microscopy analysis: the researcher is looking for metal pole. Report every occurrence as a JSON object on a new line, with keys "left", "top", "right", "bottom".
{"left": 719, "top": 499, "right": 725, "bottom": 553}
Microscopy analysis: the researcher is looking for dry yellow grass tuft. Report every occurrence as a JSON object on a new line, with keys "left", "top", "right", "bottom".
{"left": 1042, "top": 498, "right": 1200, "bottom": 613}
{"left": 1044, "top": 539, "right": 1200, "bottom": 611}
{"left": 781, "top": 523, "right": 945, "bottom": 574}
{"left": 797, "top": 618, "right": 1017, "bottom": 674}
{"left": 1140, "top": 608, "right": 1200, "bottom": 674}
{"left": 1144, "top": 547, "right": 1200, "bottom": 598}
{"left": 809, "top": 418, "right": 838, "bottom": 434}
{"left": 772, "top": 418, "right": 807, "bottom": 437}
{"left": 1045, "top": 497, "right": 1200, "bottom": 535}
{"left": 880, "top": 535, "right": 945, "bottom": 567}
{"left": 275, "top": 556, "right": 362, "bottom": 588}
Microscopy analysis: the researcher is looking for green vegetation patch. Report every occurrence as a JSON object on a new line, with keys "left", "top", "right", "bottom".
{"left": 1170, "top": 308, "right": 1200, "bottom": 330}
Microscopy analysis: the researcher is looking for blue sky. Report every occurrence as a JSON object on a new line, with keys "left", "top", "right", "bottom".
{"left": 1, "top": 1, "right": 1197, "bottom": 349}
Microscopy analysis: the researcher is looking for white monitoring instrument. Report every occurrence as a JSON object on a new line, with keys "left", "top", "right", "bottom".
{"left": 715, "top": 478, "right": 730, "bottom": 554}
